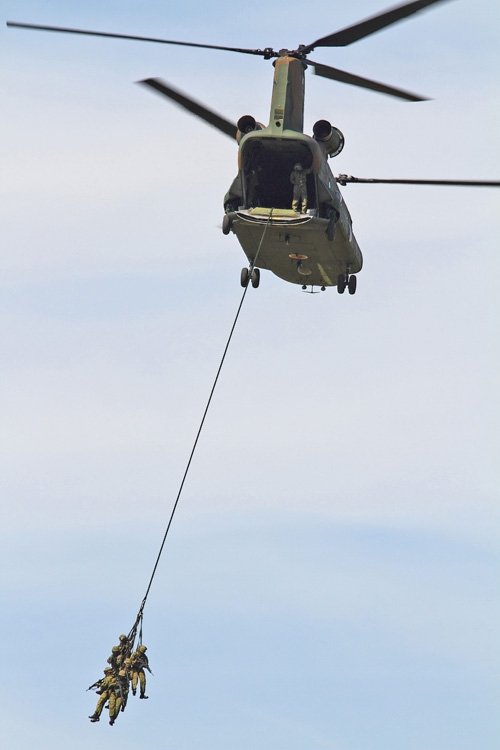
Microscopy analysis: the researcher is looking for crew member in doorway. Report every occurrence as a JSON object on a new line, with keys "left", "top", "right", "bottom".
{"left": 290, "top": 162, "right": 312, "bottom": 213}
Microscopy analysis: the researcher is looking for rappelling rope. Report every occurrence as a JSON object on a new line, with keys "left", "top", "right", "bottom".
{"left": 128, "top": 210, "right": 274, "bottom": 636}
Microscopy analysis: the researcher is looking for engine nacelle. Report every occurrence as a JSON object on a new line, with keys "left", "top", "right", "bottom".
{"left": 312, "top": 120, "right": 345, "bottom": 158}
{"left": 237, "top": 115, "right": 264, "bottom": 142}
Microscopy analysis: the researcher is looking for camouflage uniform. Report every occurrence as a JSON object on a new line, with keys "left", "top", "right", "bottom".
{"left": 89, "top": 668, "right": 114, "bottom": 722}
{"left": 120, "top": 658, "right": 132, "bottom": 712}
{"left": 290, "top": 163, "right": 312, "bottom": 213}
{"left": 130, "top": 645, "right": 150, "bottom": 699}
{"left": 115, "top": 634, "right": 131, "bottom": 670}
{"left": 109, "top": 668, "right": 129, "bottom": 725}
{"left": 117, "top": 634, "right": 130, "bottom": 658}
{"left": 107, "top": 645, "right": 122, "bottom": 671}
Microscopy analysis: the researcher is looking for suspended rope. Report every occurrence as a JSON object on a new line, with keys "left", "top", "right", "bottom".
{"left": 135, "top": 209, "right": 274, "bottom": 619}
{"left": 88, "top": 213, "right": 275, "bottom": 726}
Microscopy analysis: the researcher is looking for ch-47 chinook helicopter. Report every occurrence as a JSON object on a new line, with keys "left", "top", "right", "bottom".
{"left": 8, "top": 0, "right": 500, "bottom": 294}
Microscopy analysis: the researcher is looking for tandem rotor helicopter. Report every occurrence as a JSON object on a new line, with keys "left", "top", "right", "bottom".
{"left": 8, "top": 0, "right": 500, "bottom": 294}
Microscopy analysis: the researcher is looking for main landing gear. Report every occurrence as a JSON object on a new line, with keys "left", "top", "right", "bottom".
{"left": 337, "top": 267, "right": 357, "bottom": 295}
{"left": 240, "top": 267, "right": 260, "bottom": 288}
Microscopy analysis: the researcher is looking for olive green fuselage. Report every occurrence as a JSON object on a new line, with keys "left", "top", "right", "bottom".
{"left": 224, "top": 56, "right": 362, "bottom": 288}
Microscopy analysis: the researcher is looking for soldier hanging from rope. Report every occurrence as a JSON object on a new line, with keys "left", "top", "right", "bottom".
{"left": 117, "top": 633, "right": 131, "bottom": 660}
{"left": 107, "top": 645, "right": 122, "bottom": 671}
{"left": 88, "top": 667, "right": 115, "bottom": 723}
{"left": 121, "top": 658, "right": 132, "bottom": 712}
{"left": 130, "top": 644, "right": 152, "bottom": 699}
{"left": 106, "top": 634, "right": 131, "bottom": 673}
{"left": 108, "top": 667, "right": 130, "bottom": 726}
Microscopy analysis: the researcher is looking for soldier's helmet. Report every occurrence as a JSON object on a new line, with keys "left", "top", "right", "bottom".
{"left": 124, "top": 658, "right": 132, "bottom": 666}
{"left": 118, "top": 669, "right": 127, "bottom": 677}
{"left": 138, "top": 645, "right": 147, "bottom": 653}
{"left": 119, "top": 634, "right": 128, "bottom": 642}
{"left": 111, "top": 646, "right": 119, "bottom": 653}
{"left": 104, "top": 667, "right": 113, "bottom": 673}
{"left": 294, "top": 163, "right": 303, "bottom": 170}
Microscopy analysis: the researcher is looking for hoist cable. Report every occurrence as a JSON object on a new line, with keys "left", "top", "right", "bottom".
{"left": 133, "top": 211, "right": 274, "bottom": 622}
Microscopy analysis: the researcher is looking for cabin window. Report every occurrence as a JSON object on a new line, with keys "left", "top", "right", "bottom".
{"left": 241, "top": 138, "right": 317, "bottom": 211}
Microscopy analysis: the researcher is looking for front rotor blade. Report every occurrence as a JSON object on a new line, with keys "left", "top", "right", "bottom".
{"left": 139, "top": 78, "right": 238, "bottom": 140}
{"left": 6, "top": 21, "right": 269, "bottom": 57}
{"left": 308, "top": 60, "right": 427, "bottom": 101}
{"left": 336, "top": 175, "right": 500, "bottom": 187}
{"left": 301, "top": 0, "right": 452, "bottom": 52}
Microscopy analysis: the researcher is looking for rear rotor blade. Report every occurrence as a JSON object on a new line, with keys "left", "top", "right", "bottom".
{"left": 301, "top": 0, "right": 453, "bottom": 52}
{"left": 6, "top": 21, "right": 271, "bottom": 57}
{"left": 336, "top": 175, "right": 500, "bottom": 187}
{"left": 139, "top": 78, "right": 238, "bottom": 140}
{"left": 308, "top": 60, "right": 427, "bottom": 101}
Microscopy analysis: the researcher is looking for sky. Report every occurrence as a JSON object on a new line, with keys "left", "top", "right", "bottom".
{"left": 1, "top": 0, "right": 499, "bottom": 748}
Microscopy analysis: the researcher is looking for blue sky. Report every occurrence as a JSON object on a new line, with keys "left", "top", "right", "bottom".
{"left": 1, "top": 1, "right": 499, "bottom": 748}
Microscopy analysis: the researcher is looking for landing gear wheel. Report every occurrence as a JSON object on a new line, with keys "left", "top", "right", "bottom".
{"left": 222, "top": 214, "right": 232, "bottom": 235}
{"left": 251, "top": 268, "right": 260, "bottom": 288}
{"left": 348, "top": 275, "right": 357, "bottom": 295}
{"left": 337, "top": 274, "right": 346, "bottom": 294}
{"left": 240, "top": 267, "right": 249, "bottom": 287}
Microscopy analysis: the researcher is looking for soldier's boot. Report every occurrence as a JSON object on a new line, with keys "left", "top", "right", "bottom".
{"left": 292, "top": 199, "right": 299, "bottom": 213}
{"left": 140, "top": 694, "right": 149, "bottom": 699}
{"left": 132, "top": 689, "right": 136, "bottom": 696}
{"left": 301, "top": 200, "right": 307, "bottom": 213}
{"left": 89, "top": 715, "right": 100, "bottom": 722}
{"left": 109, "top": 719, "right": 115, "bottom": 726}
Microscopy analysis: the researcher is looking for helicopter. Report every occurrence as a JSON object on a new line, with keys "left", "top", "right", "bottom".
{"left": 7, "top": 0, "right": 500, "bottom": 294}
